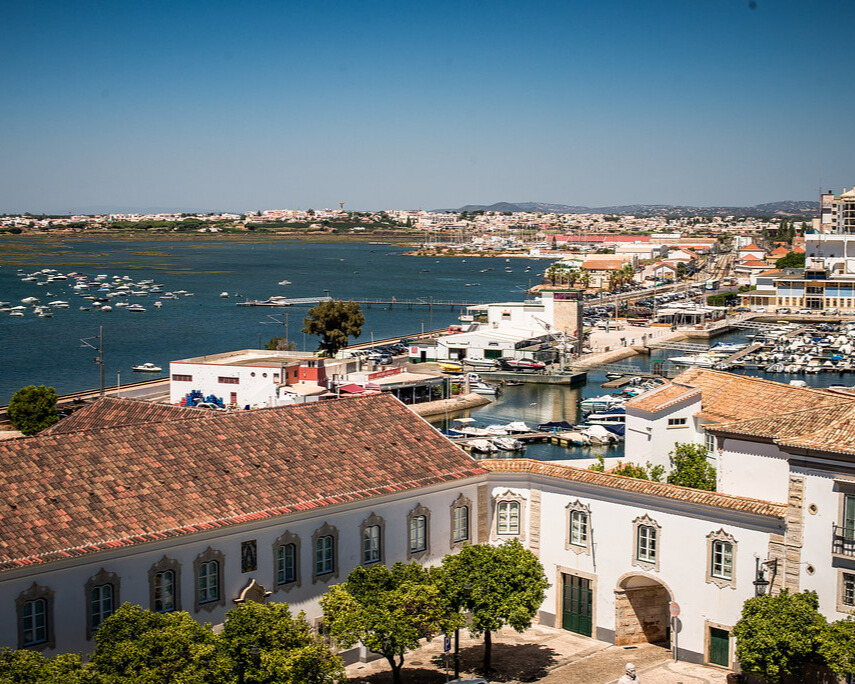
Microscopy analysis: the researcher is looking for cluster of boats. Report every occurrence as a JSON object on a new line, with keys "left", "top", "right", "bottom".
{"left": 668, "top": 323, "right": 855, "bottom": 375}
{"left": 4, "top": 268, "right": 191, "bottom": 317}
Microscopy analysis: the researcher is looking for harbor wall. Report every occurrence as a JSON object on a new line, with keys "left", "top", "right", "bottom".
{"left": 408, "top": 392, "right": 492, "bottom": 418}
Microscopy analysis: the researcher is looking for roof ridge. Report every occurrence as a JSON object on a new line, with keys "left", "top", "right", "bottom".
{"left": 685, "top": 368, "right": 837, "bottom": 397}
{"left": 710, "top": 399, "right": 855, "bottom": 432}
{"left": 481, "top": 458, "right": 786, "bottom": 517}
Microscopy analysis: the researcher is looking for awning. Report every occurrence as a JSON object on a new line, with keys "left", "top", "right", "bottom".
{"left": 338, "top": 383, "right": 368, "bottom": 394}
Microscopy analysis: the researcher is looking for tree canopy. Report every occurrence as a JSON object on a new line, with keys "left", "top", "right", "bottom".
{"left": 321, "top": 562, "right": 452, "bottom": 684}
{"left": 733, "top": 590, "right": 827, "bottom": 683}
{"left": 667, "top": 442, "right": 716, "bottom": 491}
{"left": 439, "top": 540, "right": 549, "bottom": 671}
{"left": 7, "top": 385, "right": 61, "bottom": 435}
{"left": 776, "top": 251, "right": 806, "bottom": 269}
{"left": 302, "top": 300, "right": 365, "bottom": 357}
{"left": 0, "top": 649, "right": 90, "bottom": 684}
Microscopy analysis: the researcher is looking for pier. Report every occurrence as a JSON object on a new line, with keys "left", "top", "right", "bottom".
{"left": 238, "top": 296, "right": 491, "bottom": 309}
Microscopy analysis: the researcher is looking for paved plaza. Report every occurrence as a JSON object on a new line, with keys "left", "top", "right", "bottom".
{"left": 345, "top": 625, "right": 732, "bottom": 684}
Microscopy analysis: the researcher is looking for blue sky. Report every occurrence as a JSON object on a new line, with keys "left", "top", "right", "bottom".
{"left": 1, "top": 0, "right": 853, "bottom": 212}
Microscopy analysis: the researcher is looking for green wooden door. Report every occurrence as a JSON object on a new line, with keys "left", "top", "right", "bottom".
{"left": 709, "top": 627, "right": 730, "bottom": 667}
{"left": 562, "top": 574, "right": 592, "bottom": 637}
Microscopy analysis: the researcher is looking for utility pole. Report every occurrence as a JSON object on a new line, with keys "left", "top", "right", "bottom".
{"left": 81, "top": 326, "right": 105, "bottom": 396}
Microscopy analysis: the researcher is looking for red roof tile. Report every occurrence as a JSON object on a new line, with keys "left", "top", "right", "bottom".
{"left": 0, "top": 395, "right": 486, "bottom": 571}
{"left": 481, "top": 459, "right": 786, "bottom": 517}
{"left": 625, "top": 383, "right": 701, "bottom": 413}
{"left": 42, "top": 397, "right": 214, "bottom": 435}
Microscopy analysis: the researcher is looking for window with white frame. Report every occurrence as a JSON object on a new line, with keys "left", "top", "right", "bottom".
{"left": 16, "top": 583, "right": 54, "bottom": 650}
{"left": 277, "top": 544, "right": 297, "bottom": 584}
{"left": 705, "top": 431, "right": 716, "bottom": 456}
{"left": 844, "top": 572, "right": 855, "bottom": 608}
{"left": 406, "top": 504, "right": 431, "bottom": 560}
{"left": 565, "top": 500, "right": 592, "bottom": 554}
{"left": 570, "top": 510, "right": 588, "bottom": 547}
{"left": 410, "top": 516, "right": 426, "bottom": 552}
{"left": 363, "top": 525, "right": 381, "bottom": 564}
{"left": 359, "top": 512, "right": 385, "bottom": 566}
{"left": 22, "top": 598, "right": 47, "bottom": 646}
{"left": 149, "top": 556, "right": 181, "bottom": 613}
{"left": 85, "top": 568, "right": 120, "bottom": 639}
{"left": 311, "top": 522, "right": 339, "bottom": 583}
{"left": 637, "top": 525, "right": 657, "bottom": 562}
{"left": 453, "top": 505, "right": 469, "bottom": 543}
{"left": 497, "top": 500, "right": 520, "bottom": 534}
{"left": 631, "top": 514, "right": 661, "bottom": 571}
{"left": 450, "top": 494, "right": 472, "bottom": 549}
{"left": 153, "top": 571, "right": 175, "bottom": 612}
{"left": 316, "top": 535, "right": 334, "bottom": 575}
{"left": 711, "top": 541, "right": 733, "bottom": 579}
{"left": 273, "top": 531, "right": 300, "bottom": 590}
{"left": 193, "top": 547, "right": 225, "bottom": 612}
{"left": 90, "top": 584, "right": 114, "bottom": 631}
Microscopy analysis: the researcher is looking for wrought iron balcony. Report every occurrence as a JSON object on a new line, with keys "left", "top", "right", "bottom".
{"left": 833, "top": 525, "right": 855, "bottom": 557}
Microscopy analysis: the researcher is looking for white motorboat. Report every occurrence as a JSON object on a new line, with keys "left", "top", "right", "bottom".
{"left": 557, "top": 430, "right": 592, "bottom": 446}
{"left": 585, "top": 407, "right": 625, "bottom": 426}
{"left": 9, "top": 310, "right": 24, "bottom": 317}
{"left": 468, "top": 438, "right": 498, "bottom": 454}
{"left": 581, "top": 425, "right": 619, "bottom": 445}
{"left": 503, "top": 421, "right": 531, "bottom": 434}
{"left": 492, "top": 436, "right": 524, "bottom": 451}
{"left": 47, "top": 300, "right": 69, "bottom": 308}
{"left": 132, "top": 362, "right": 162, "bottom": 372}
{"left": 153, "top": 301, "right": 163, "bottom": 308}
{"left": 470, "top": 381, "right": 499, "bottom": 395}
{"left": 667, "top": 353, "right": 723, "bottom": 368}
{"left": 21, "top": 297, "right": 39, "bottom": 304}
{"left": 463, "top": 357, "right": 498, "bottom": 369}
{"left": 100, "top": 305, "right": 112, "bottom": 312}
{"left": 580, "top": 394, "right": 625, "bottom": 413}
{"left": 127, "top": 304, "right": 147, "bottom": 313}
{"left": 278, "top": 280, "right": 292, "bottom": 285}
{"left": 220, "top": 292, "right": 229, "bottom": 298}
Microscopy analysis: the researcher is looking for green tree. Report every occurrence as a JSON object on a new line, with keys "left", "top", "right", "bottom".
{"left": 676, "top": 262, "right": 688, "bottom": 279}
{"left": 302, "top": 300, "right": 365, "bottom": 357}
{"left": 818, "top": 617, "right": 855, "bottom": 679}
{"left": 0, "top": 649, "right": 91, "bottom": 684}
{"left": 220, "top": 602, "right": 345, "bottom": 684}
{"left": 89, "top": 603, "right": 230, "bottom": 684}
{"left": 321, "top": 562, "right": 451, "bottom": 684}
{"left": 733, "top": 590, "right": 827, "bottom": 683}
{"left": 7, "top": 385, "right": 61, "bottom": 435}
{"left": 776, "top": 251, "right": 806, "bottom": 269}
{"left": 667, "top": 442, "right": 716, "bottom": 491}
{"left": 439, "top": 540, "right": 549, "bottom": 672}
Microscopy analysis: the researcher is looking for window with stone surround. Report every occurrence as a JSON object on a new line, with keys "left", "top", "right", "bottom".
{"left": 273, "top": 530, "right": 301, "bottom": 590}
{"left": 312, "top": 522, "right": 340, "bottom": 583}
{"left": 85, "top": 568, "right": 120, "bottom": 639}
{"left": 450, "top": 494, "right": 471, "bottom": 549}
{"left": 705, "top": 530, "right": 737, "bottom": 589}
{"left": 407, "top": 504, "right": 431, "bottom": 561}
{"left": 359, "top": 512, "right": 385, "bottom": 565}
{"left": 149, "top": 556, "right": 181, "bottom": 613}
{"left": 631, "top": 514, "right": 661, "bottom": 572}
{"left": 16, "top": 583, "right": 54, "bottom": 650}
{"left": 565, "top": 500, "right": 591, "bottom": 554}
{"left": 838, "top": 571, "right": 855, "bottom": 614}
{"left": 193, "top": 547, "right": 225, "bottom": 612}
{"left": 492, "top": 490, "right": 526, "bottom": 541}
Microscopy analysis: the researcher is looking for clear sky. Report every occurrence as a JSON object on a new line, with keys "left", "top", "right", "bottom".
{"left": 1, "top": 0, "right": 853, "bottom": 213}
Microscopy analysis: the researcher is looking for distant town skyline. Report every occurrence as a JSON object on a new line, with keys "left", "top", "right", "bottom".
{"left": 1, "top": 0, "right": 853, "bottom": 213}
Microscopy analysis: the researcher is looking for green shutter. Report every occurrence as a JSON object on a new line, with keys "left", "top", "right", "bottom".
{"left": 709, "top": 628, "right": 730, "bottom": 667}
{"left": 562, "top": 574, "right": 592, "bottom": 637}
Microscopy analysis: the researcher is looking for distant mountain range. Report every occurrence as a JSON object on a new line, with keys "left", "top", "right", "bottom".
{"left": 446, "top": 200, "right": 819, "bottom": 218}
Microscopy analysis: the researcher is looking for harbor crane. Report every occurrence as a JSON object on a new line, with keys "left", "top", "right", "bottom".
{"left": 532, "top": 316, "right": 575, "bottom": 373}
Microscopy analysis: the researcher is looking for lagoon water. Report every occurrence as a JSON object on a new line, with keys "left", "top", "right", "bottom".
{"left": 0, "top": 237, "right": 542, "bottom": 403}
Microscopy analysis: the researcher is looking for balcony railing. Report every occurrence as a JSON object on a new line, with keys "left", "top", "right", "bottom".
{"left": 833, "top": 525, "right": 855, "bottom": 557}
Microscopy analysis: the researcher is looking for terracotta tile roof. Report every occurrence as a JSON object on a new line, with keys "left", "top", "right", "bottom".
{"left": 793, "top": 246, "right": 805, "bottom": 254}
{"left": 740, "top": 243, "right": 763, "bottom": 251}
{"left": 0, "top": 395, "right": 486, "bottom": 572}
{"left": 481, "top": 459, "right": 786, "bottom": 518}
{"left": 708, "top": 401, "right": 855, "bottom": 457}
{"left": 770, "top": 246, "right": 790, "bottom": 257}
{"left": 581, "top": 259, "right": 625, "bottom": 271}
{"left": 757, "top": 269, "right": 783, "bottom": 276}
{"left": 625, "top": 382, "right": 701, "bottom": 413}
{"left": 672, "top": 368, "right": 840, "bottom": 423}
{"left": 740, "top": 258, "right": 769, "bottom": 267}
{"left": 42, "top": 397, "right": 214, "bottom": 435}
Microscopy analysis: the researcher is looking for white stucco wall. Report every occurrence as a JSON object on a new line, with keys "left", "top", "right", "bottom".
{"left": 0, "top": 480, "right": 483, "bottom": 655}
{"left": 169, "top": 361, "right": 288, "bottom": 408}
{"left": 497, "top": 476, "right": 780, "bottom": 664}
{"left": 717, "top": 438, "right": 790, "bottom": 503}
{"left": 624, "top": 396, "right": 703, "bottom": 472}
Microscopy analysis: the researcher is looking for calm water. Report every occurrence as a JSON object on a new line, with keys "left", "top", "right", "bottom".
{"left": 0, "top": 237, "right": 542, "bottom": 403}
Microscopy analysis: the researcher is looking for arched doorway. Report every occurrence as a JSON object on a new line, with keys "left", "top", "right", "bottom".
{"left": 614, "top": 572, "right": 672, "bottom": 646}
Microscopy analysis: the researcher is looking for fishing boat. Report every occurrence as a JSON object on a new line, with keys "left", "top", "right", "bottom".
{"left": 132, "top": 362, "right": 162, "bottom": 372}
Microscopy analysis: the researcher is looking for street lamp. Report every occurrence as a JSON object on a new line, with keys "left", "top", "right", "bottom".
{"left": 753, "top": 557, "right": 778, "bottom": 596}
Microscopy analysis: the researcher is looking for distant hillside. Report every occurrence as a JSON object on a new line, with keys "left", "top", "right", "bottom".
{"left": 448, "top": 200, "right": 819, "bottom": 218}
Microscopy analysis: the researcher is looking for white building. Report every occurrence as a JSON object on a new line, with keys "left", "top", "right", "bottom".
{"left": 0, "top": 393, "right": 789, "bottom": 671}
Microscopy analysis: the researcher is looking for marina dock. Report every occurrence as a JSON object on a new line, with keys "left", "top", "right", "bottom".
{"left": 478, "top": 370, "right": 587, "bottom": 386}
